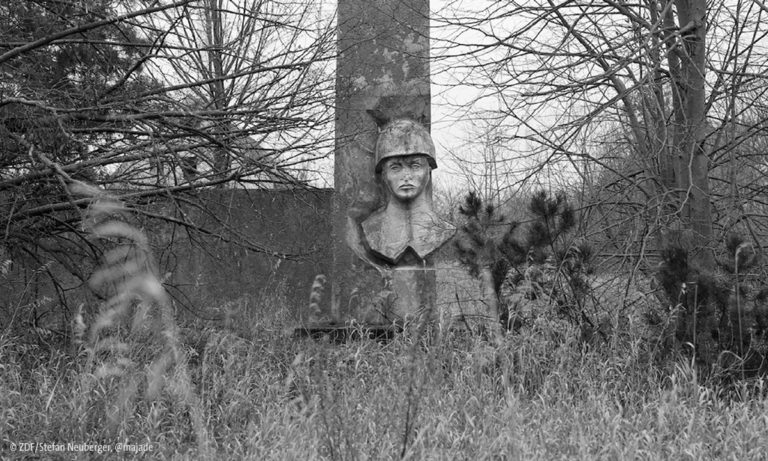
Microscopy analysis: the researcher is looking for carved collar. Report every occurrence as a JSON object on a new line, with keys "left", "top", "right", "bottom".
{"left": 361, "top": 207, "right": 455, "bottom": 265}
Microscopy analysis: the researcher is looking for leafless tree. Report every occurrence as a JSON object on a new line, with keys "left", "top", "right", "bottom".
{"left": 1, "top": 0, "right": 335, "bottom": 313}
{"left": 433, "top": 0, "right": 768, "bottom": 364}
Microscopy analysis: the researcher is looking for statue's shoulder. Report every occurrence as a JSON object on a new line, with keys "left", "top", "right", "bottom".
{"left": 360, "top": 208, "right": 387, "bottom": 235}
{"left": 360, "top": 208, "right": 405, "bottom": 264}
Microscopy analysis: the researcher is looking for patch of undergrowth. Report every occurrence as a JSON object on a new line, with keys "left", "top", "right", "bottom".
{"left": 3, "top": 300, "right": 768, "bottom": 460}
{"left": 653, "top": 235, "right": 768, "bottom": 376}
{"left": 3, "top": 186, "right": 768, "bottom": 460}
{"left": 455, "top": 189, "right": 636, "bottom": 345}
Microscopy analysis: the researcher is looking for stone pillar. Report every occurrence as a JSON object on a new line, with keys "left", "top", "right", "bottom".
{"left": 331, "top": 0, "right": 431, "bottom": 324}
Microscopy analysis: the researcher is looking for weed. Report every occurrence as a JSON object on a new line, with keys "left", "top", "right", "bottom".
{"left": 3, "top": 187, "right": 768, "bottom": 459}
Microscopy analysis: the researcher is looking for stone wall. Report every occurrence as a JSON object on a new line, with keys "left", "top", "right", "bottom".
{"left": 150, "top": 188, "right": 332, "bottom": 318}
{"left": 1, "top": 189, "right": 333, "bottom": 329}
{"left": 2, "top": 187, "right": 497, "bottom": 332}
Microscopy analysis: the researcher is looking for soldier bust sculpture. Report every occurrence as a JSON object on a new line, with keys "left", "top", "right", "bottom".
{"left": 361, "top": 119, "right": 455, "bottom": 266}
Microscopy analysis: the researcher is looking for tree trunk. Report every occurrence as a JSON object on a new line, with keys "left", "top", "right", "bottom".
{"left": 666, "top": 0, "right": 718, "bottom": 366}
{"left": 670, "top": 0, "right": 715, "bottom": 272}
{"left": 206, "top": 0, "right": 231, "bottom": 181}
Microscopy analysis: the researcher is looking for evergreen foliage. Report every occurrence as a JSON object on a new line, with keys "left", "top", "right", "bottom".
{"left": 1, "top": 1, "right": 155, "bottom": 166}
{"left": 455, "top": 190, "right": 595, "bottom": 333}
{"left": 455, "top": 191, "right": 524, "bottom": 297}
{"left": 656, "top": 238, "right": 768, "bottom": 374}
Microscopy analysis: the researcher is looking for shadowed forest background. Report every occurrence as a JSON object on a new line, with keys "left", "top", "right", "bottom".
{"left": 3, "top": 0, "right": 768, "bottom": 458}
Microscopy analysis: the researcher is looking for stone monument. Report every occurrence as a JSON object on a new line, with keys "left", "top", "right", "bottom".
{"left": 361, "top": 119, "right": 454, "bottom": 266}
{"left": 299, "top": 0, "right": 495, "bottom": 337}
{"left": 327, "top": 0, "right": 447, "bottom": 329}
{"left": 348, "top": 117, "right": 455, "bottom": 324}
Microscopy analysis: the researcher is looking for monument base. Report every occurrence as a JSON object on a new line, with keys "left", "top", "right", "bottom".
{"left": 293, "top": 322, "right": 400, "bottom": 343}
{"left": 297, "top": 256, "right": 499, "bottom": 341}
{"left": 338, "top": 263, "right": 438, "bottom": 326}
{"left": 434, "top": 262, "right": 500, "bottom": 334}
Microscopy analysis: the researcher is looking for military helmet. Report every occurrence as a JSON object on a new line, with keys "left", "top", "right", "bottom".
{"left": 374, "top": 119, "right": 437, "bottom": 173}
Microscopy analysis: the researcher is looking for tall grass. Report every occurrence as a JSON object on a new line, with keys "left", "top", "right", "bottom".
{"left": 2, "top": 188, "right": 768, "bottom": 459}
{"left": 3, "top": 295, "right": 768, "bottom": 459}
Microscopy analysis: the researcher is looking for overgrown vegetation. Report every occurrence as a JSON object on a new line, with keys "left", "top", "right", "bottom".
{"left": 1, "top": 0, "right": 335, "bottom": 323}
{"left": 4, "top": 0, "right": 768, "bottom": 457}
{"left": 456, "top": 190, "right": 599, "bottom": 337}
{"left": 655, "top": 235, "right": 768, "bottom": 375}
{"left": 3, "top": 189, "right": 768, "bottom": 459}
{"left": 3, "top": 284, "right": 768, "bottom": 459}
{"left": 456, "top": 189, "right": 768, "bottom": 378}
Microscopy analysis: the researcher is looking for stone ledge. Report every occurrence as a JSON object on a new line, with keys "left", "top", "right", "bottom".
{"left": 293, "top": 323, "right": 401, "bottom": 342}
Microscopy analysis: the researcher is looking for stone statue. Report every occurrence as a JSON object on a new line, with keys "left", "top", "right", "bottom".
{"left": 360, "top": 118, "right": 455, "bottom": 266}
{"left": 325, "top": 114, "right": 496, "bottom": 331}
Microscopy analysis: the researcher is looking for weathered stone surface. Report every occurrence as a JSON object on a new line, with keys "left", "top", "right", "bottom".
{"left": 2, "top": 189, "right": 333, "bottom": 327}
{"left": 361, "top": 205, "right": 454, "bottom": 264}
{"left": 331, "top": 0, "right": 432, "bottom": 323}
{"left": 433, "top": 260, "right": 500, "bottom": 333}
{"left": 152, "top": 189, "right": 332, "bottom": 319}
{"left": 3, "top": 184, "right": 497, "bottom": 332}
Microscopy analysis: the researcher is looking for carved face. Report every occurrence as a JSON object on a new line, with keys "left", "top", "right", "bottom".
{"left": 382, "top": 155, "right": 431, "bottom": 203}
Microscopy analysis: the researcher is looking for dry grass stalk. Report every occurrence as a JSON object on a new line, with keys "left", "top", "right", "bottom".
{"left": 72, "top": 182, "right": 210, "bottom": 454}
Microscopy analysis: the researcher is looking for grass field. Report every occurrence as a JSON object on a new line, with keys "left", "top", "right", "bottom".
{"left": 3, "top": 287, "right": 768, "bottom": 461}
